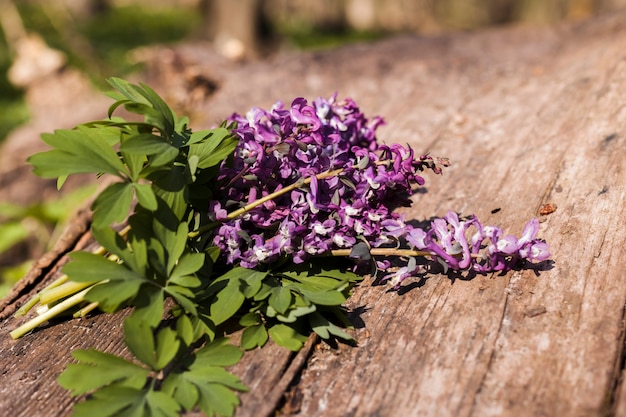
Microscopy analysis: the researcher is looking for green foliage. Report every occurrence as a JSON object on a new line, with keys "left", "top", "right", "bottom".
{"left": 25, "top": 78, "right": 361, "bottom": 416}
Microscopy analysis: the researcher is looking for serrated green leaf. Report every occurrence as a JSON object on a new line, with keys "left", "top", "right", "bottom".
{"left": 121, "top": 149, "right": 145, "bottom": 182}
{"left": 108, "top": 77, "right": 150, "bottom": 105}
{"left": 71, "top": 386, "right": 145, "bottom": 417}
{"left": 29, "top": 126, "right": 126, "bottom": 179}
{"left": 268, "top": 324, "right": 307, "bottom": 351}
{"left": 136, "top": 82, "right": 176, "bottom": 136}
{"left": 91, "top": 182, "right": 134, "bottom": 228}
{"left": 206, "top": 267, "right": 266, "bottom": 325}
{"left": 58, "top": 349, "right": 149, "bottom": 396}
{"left": 240, "top": 324, "right": 268, "bottom": 350}
{"left": 145, "top": 390, "right": 182, "bottom": 417}
{"left": 252, "top": 282, "right": 273, "bottom": 301}
{"left": 187, "top": 154, "right": 199, "bottom": 180}
{"left": 133, "top": 183, "right": 158, "bottom": 211}
{"left": 269, "top": 286, "right": 292, "bottom": 315}
{"left": 206, "top": 246, "right": 220, "bottom": 263}
{"left": 161, "top": 373, "right": 199, "bottom": 411}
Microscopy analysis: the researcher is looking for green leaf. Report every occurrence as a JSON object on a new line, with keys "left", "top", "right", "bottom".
{"left": 276, "top": 304, "right": 317, "bottom": 323}
{"left": 240, "top": 324, "right": 268, "bottom": 350}
{"left": 91, "top": 182, "right": 134, "bottom": 228}
{"left": 161, "top": 340, "right": 246, "bottom": 415}
{"left": 155, "top": 327, "right": 181, "bottom": 370}
{"left": 58, "top": 349, "right": 149, "bottom": 396}
{"left": 120, "top": 133, "right": 177, "bottom": 156}
{"left": 129, "top": 286, "right": 165, "bottom": 328}
{"left": 268, "top": 324, "right": 308, "bottom": 351}
{"left": 133, "top": 183, "right": 158, "bottom": 211}
{"left": 188, "top": 128, "right": 238, "bottom": 169}
{"left": 124, "top": 316, "right": 158, "bottom": 369}
{"left": 91, "top": 227, "right": 144, "bottom": 275}
{"left": 208, "top": 280, "right": 245, "bottom": 326}
{"left": 309, "top": 312, "right": 354, "bottom": 342}
{"left": 196, "top": 382, "right": 240, "bottom": 417}
{"left": 63, "top": 252, "right": 140, "bottom": 283}
{"left": 238, "top": 312, "right": 260, "bottom": 327}
{"left": 63, "top": 252, "right": 148, "bottom": 312}
{"left": 269, "top": 286, "right": 292, "bottom": 315}
{"left": 176, "top": 314, "right": 195, "bottom": 346}
{"left": 165, "top": 222, "right": 189, "bottom": 275}
{"left": 299, "top": 289, "right": 347, "bottom": 306}
{"left": 195, "top": 338, "right": 244, "bottom": 367}
{"left": 206, "top": 268, "right": 266, "bottom": 325}
{"left": 107, "top": 78, "right": 178, "bottom": 142}
{"left": 170, "top": 252, "right": 205, "bottom": 282}
{"left": 71, "top": 385, "right": 181, "bottom": 417}
{"left": 165, "top": 285, "right": 198, "bottom": 316}
{"left": 29, "top": 126, "right": 126, "bottom": 179}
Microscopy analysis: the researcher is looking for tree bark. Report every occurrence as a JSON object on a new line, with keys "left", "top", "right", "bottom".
{"left": 2, "top": 10, "right": 626, "bottom": 417}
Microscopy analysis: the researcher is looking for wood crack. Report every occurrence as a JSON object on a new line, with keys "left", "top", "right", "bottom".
{"left": 606, "top": 303, "right": 626, "bottom": 416}
{"left": 468, "top": 277, "right": 511, "bottom": 416}
{"left": 254, "top": 334, "right": 318, "bottom": 417}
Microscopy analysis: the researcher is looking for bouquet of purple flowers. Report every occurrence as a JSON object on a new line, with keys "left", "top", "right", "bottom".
{"left": 11, "top": 78, "right": 549, "bottom": 417}
{"left": 210, "top": 94, "right": 549, "bottom": 286}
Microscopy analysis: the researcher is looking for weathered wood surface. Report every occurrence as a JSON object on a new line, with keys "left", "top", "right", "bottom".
{"left": 2, "top": 10, "right": 626, "bottom": 417}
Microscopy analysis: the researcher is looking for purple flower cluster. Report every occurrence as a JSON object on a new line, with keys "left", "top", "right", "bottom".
{"left": 208, "top": 95, "right": 549, "bottom": 286}
{"left": 385, "top": 211, "right": 550, "bottom": 286}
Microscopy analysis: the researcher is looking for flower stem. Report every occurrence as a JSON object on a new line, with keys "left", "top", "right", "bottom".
{"left": 14, "top": 275, "right": 69, "bottom": 317}
{"left": 10, "top": 286, "right": 93, "bottom": 340}
{"left": 329, "top": 248, "right": 432, "bottom": 258}
{"left": 39, "top": 280, "right": 97, "bottom": 306}
{"left": 189, "top": 167, "right": 346, "bottom": 239}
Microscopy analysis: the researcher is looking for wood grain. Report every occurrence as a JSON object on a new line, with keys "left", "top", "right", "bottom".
{"left": 2, "top": 11, "right": 626, "bottom": 417}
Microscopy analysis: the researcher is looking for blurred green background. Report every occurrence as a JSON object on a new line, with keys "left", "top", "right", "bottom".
{"left": 0, "top": 0, "right": 624, "bottom": 297}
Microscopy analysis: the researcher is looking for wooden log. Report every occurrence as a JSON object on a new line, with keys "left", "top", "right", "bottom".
{"left": 2, "top": 10, "right": 626, "bottom": 417}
